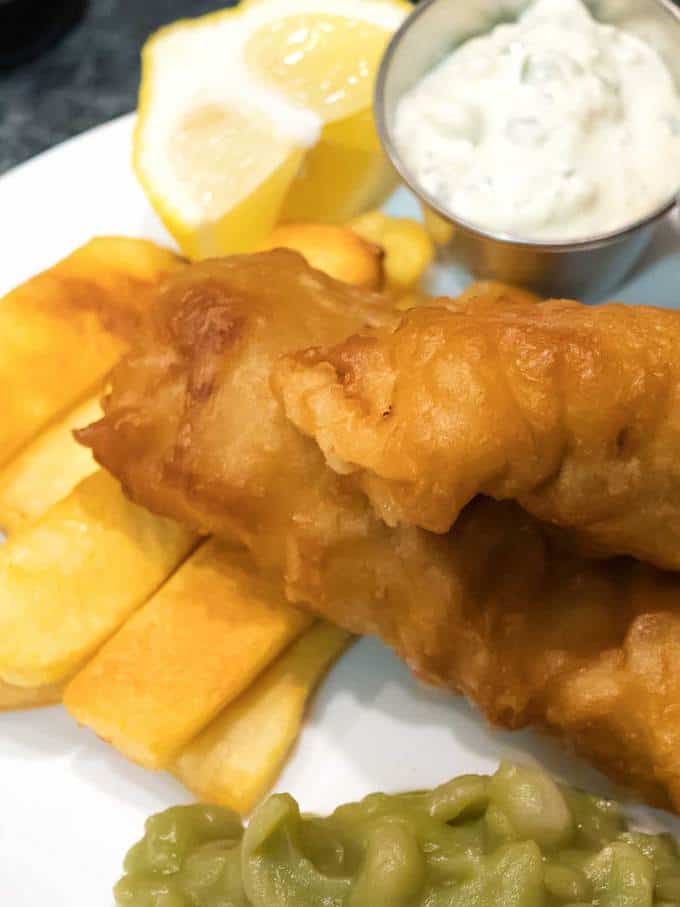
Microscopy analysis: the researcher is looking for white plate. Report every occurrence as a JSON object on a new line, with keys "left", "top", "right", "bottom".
{"left": 1, "top": 114, "right": 680, "bottom": 906}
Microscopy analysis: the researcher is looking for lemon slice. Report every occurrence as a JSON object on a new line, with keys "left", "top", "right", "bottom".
{"left": 134, "top": 0, "right": 409, "bottom": 259}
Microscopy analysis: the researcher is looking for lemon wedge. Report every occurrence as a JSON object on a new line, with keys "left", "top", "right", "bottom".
{"left": 134, "top": 0, "right": 409, "bottom": 259}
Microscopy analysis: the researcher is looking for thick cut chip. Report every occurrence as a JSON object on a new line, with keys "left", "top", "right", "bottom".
{"left": 174, "top": 622, "right": 351, "bottom": 813}
{"left": 79, "top": 253, "right": 680, "bottom": 809}
{"left": 349, "top": 210, "right": 434, "bottom": 288}
{"left": 64, "top": 538, "right": 312, "bottom": 768}
{"left": 0, "top": 470, "right": 196, "bottom": 687}
{"left": 258, "top": 223, "right": 383, "bottom": 288}
{"left": 0, "top": 237, "right": 182, "bottom": 466}
{"left": 0, "top": 679, "right": 62, "bottom": 712}
{"left": 0, "top": 395, "right": 102, "bottom": 534}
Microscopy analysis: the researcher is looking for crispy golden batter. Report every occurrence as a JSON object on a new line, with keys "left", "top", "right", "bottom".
{"left": 289, "top": 494, "right": 680, "bottom": 813}
{"left": 81, "top": 252, "right": 680, "bottom": 810}
{"left": 79, "top": 250, "right": 399, "bottom": 563}
{"left": 276, "top": 298, "right": 680, "bottom": 570}
{"left": 452, "top": 280, "right": 541, "bottom": 306}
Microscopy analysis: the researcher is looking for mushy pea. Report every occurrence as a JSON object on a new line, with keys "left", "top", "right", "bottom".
{"left": 114, "top": 761, "right": 680, "bottom": 907}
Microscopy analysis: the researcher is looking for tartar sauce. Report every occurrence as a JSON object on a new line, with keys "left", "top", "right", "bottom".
{"left": 394, "top": 0, "right": 680, "bottom": 241}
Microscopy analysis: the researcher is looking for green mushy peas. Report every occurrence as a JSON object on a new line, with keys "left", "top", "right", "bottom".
{"left": 115, "top": 761, "right": 680, "bottom": 907}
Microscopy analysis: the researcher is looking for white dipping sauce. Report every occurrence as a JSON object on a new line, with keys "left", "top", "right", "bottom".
{"left": 394, "top": 0, "right": 680, "bottom": 241}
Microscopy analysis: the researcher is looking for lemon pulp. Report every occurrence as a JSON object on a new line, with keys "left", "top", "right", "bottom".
{"left": 245, "top": 14, "right": 391, "bottom": 122}
{"left": 166, "top": 104, "right": 304, "bottom": 257}
{"left": 245, "top": 11, "right": 396, "bottom": 225}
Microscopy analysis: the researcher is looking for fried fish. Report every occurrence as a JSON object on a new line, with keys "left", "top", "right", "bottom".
{"left": 276, "top": 296, "right": 680, "bottom": 571}
{"left": 81, "top": 251, "right": 680, "bottom": 810}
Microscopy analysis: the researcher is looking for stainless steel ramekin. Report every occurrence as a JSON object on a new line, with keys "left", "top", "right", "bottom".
{"left": 375, "top": 0, "right": 680, "bottom": 299}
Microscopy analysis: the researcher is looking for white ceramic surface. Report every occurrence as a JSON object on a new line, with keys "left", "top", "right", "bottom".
{"left": 1, "top": 115, "right": 680, "bottom": 906}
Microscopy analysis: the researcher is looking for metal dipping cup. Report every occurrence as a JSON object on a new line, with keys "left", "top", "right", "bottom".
{"left": 375, "top": 0, "right": 680, "bottom": 298}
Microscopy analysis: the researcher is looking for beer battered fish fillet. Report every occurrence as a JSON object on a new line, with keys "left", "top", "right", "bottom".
{"left": 276, "top": 298, "right": 680, "bottom": 570}
{"left": 79, "top": 251, "right": 399, "bottom": 565}
{"left": 81, "top": 252, "right": 680, "bottom": 811}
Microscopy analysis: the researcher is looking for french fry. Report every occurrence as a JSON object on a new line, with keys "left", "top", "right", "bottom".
{"left": 174, "top": 622, "right": 352, "bottom": 814}
{"left": 0, "top": 679, "right": 62, "bottom": 712}
{"left": 0, "top": 237, "right": 182, "bottom": 466}
{"left": 349, "top": 211, "right": 434, "bottom": 288}
{"left": 0, "top": 395, "right": 102, "bottom": 534}
{"left": 258, "top": 223, "right": 384, "bottom": 289}
{"left": 454, "top": 280, "right": 541, "bottom": 306}
{"left": 0, "top": 470, "right": 196, "bottom": 687}
{"left": 64, "top": 538, "right": 312, "bottom": 769}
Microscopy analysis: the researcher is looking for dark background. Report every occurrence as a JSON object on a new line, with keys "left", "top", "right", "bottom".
{"left": 0, "top": 0, "right": 237, "bottom": 174}
{"left": 1, "top": 0, "right": 676, "bottom": 176}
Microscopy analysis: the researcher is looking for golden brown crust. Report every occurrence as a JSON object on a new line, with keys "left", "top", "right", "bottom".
{"left": 448, "top": 280, "right": 542, "bottom": 307}
{"left": 276, "top": 298, "right": 680, "bottom": 570}
{"left": 79, "top": 250, "right": 398, "bottom": 554}
{"left": 80, "top": 252, "right": 680, "bottom": 812}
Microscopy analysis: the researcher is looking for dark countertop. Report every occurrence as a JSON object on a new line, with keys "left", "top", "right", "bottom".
{"left": 3, "top": 0, "right": 673, "bottom": 178}
{"left": 0, "top": 0, "right": 235, "bottom": 174}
